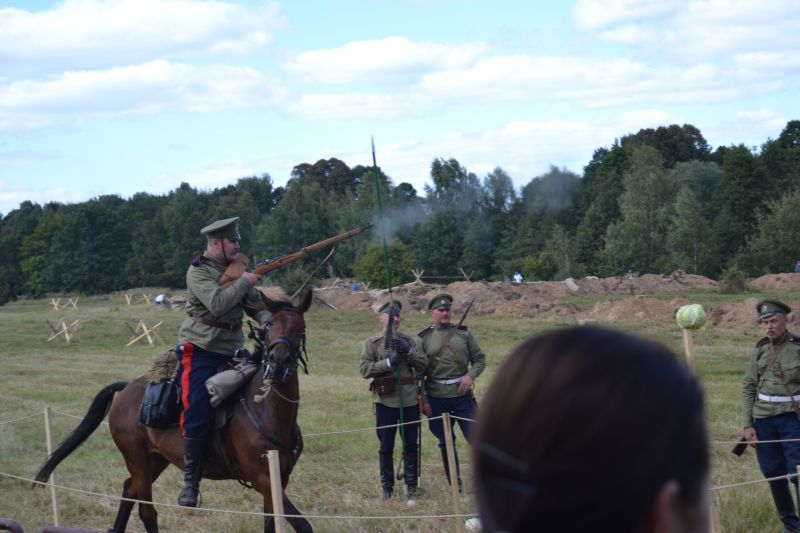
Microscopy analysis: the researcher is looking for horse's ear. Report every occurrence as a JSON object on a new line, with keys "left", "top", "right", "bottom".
{"left": 298, "top": 289, "right": 313, "bottom": 313}
{"left": 259, "top": 289, "right": 274, "bottom": 309}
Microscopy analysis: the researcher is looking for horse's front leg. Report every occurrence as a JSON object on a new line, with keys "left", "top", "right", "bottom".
{"left": 283, "top": 495, "right": 313, "bottom": 533}
{"left": 263, "top": 497, "right": 275, "bottom": 533}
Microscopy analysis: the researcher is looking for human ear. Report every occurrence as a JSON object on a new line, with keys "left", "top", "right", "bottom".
{"left": 646, "top": 480, "right": 681, "bottom": 533}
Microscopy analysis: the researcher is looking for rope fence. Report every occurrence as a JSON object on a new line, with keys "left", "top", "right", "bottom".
{"left": 1, "top": 406, "right": 797, "bottom": 528}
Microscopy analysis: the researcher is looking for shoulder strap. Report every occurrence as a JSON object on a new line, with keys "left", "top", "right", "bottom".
{"left": 757, "top": 342, "right": 788, "bottom": 392}
{"left": 426, "top": 326, "right": 461, "bottom": 379}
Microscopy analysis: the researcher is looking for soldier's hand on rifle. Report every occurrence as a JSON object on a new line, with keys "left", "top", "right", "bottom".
{"left": 242, "top": 272, "right": 262, "bottom": 286}
{"left": 388, "top": 349, "right": 405, "bottom": 368}
{"left": 390, "top": 337, "right": 410, "bottom": 356}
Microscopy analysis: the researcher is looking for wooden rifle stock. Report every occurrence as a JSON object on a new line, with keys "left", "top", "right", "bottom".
{"left": 218, "top": 224, "right": 373, "bottom": 288}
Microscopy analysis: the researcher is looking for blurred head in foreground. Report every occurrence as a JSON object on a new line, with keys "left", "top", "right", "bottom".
{"left": 473, "top": 326, "right": 709, "bottom": 533}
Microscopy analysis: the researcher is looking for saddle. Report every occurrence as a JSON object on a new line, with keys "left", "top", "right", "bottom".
{"left": 137, "top": 351, "right": 254, "bottom": 430}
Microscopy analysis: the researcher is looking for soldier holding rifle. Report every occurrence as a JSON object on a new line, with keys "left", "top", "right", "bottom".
{"left": 742, "top": 299, "right": 800, "bottom": 533}
{"left": 177, "top": 217, "right": 370, "bottom": 507}
{"left": 419, "top": 293, "right": 486, "bottom": 493}
{"left": 175, "top": 217, "right": 271, "bottom": 507}
{"left": 359, "top": 300, "right": 428, "bottom": 502}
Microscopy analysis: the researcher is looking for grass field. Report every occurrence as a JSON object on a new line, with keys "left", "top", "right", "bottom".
{"left": 0, "top": 288, "right": 797, "bottom": 532}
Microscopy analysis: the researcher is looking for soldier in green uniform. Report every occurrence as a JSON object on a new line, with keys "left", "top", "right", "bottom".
{"left": 418, "top": 293, "right": 486, "bottom": 492}
{"left": 360, "top": 301, "right": 428, "bottom": 501}
{"left": 176, "top": 217, "right": 272, "bottom": 507}
{"left": 742, "top": 299, "right": 800, "bottom": 533}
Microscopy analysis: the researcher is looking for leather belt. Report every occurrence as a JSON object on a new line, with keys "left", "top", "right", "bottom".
{"left": 758, "top": 393, "right": 800, "bottom": 403}
{"left": 432, "top": 375, "right": 465, "bottom": 385}
{"left": 190, "top": 316, "right": 242, "bottom": 331}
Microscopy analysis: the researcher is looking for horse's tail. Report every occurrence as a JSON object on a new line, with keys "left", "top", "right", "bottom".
{"left": 33, "top": 381, "right": 128, "bottom": 486}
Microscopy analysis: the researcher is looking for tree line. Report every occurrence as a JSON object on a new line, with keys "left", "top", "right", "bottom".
{"left": 1, "top": 120, "right": 799, "bottom": 305}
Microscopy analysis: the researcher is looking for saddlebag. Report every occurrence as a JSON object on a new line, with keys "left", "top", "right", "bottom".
{"left": 138, "top": 380, "right": 182, "bottom": 428}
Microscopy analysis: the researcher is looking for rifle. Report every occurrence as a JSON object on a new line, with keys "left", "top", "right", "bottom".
{"left": 458, "top": 298, "right": 475, "bottom": 328}
{"left": 217, "top": 224, "right": 373, "bottom": 288}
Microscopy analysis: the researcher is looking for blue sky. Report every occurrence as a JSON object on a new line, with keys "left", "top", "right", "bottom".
{"left": 1, "top": 0, "right": 798, "bottom": 215}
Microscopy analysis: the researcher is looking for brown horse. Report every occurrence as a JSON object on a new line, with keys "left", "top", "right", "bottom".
{"left": 35, "top": 290, "right": 314, "bottom": 533}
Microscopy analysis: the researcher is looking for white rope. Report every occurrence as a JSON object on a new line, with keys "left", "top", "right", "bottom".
{"left": 9, "top": 408, "right": 800, "bottom": 447}
{"left": 711, "top": 472, "right": 799, "bottom": 491}
{"left": 304, "top": 415, "right": 443, "bottom": 437}
{"left": 0, "top": 411, "right": 43, "bottom": 425}
{"left": 0, "top": 470, "right": 476, "bottom": 520}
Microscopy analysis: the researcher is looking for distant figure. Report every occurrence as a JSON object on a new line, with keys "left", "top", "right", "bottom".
{"left": 795, "top": 260, "right": 800, "bottom": 273}
{"left": 503, "top": 276, "right": 510, "bottom": 285}
{"left": 155, "top": 293, "right": 168, "bottom": 306}
{"left": 512, "top": 272, "right": 523, "bottom": 285}
{"left": 473, "top": 326, "right": 709, "bottom": 533}
{"left": 351, "top": 280, "right": 362, "bottom": 293}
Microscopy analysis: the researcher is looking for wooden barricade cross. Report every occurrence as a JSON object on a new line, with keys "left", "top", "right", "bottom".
{"left": 50, "top": 297, "right": 79, "bottom": 311}
{"left": 127, "top": 320, "right": 164, "bottom": 346}
{"left": 125, "top": 293, "right": 152, "bottom": 305}
{"left": 46, "top": 319, "right": 80, "bottom": 343}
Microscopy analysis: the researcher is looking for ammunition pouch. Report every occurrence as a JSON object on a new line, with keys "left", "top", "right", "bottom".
{"left": 370, "top": 375, "right": 415, "bottom": 396}
{"left": 138, "top": 380, "right": 182, "bottom": 428}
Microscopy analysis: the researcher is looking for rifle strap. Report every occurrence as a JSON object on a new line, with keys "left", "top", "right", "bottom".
{"left": 290, "top": 242, "right": 340, "bottom": 300}
{"left": 426, "top": 327, "right": 461, "bottom": 381}
{"left": 757, "top": 342, "right": 788, "bottom": 392}
{"left": 765, "top": 343, "right": 800, "bottom": 419}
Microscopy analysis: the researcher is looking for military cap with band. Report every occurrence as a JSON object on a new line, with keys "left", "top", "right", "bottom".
{"left": 756, "top": 299, "right": 791, "bottom": 321}
{"left": 200, "top": 217, "right": 241, "bottom": 241}
{"left": 378, "top": 300, "right": 402, "bottom": 314}
{"left": 428, "top": 293, "right": 453, "bottom": 310}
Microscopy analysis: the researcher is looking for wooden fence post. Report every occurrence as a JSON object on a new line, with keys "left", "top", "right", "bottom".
{"left": 442, "top": 413, "right": 464, "bottom": 533}
{"left": 268, "top": 450, "right": 286, "bottom": 533}
{"left": 44, "top": 406, "right": 61, "bottom": 527}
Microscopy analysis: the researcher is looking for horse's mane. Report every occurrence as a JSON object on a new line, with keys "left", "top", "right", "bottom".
{"left": 258, "top": 287, "right": 298, "bottom": 314}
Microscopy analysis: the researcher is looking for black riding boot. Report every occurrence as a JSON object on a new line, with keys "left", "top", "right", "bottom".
{"left": 769, "top": 481, "right": 800, "bottom": 533}
{"left": 178, "top": 438, "right": 208, "bottom": 507}
{"left": 379, "top": 452, "right": 394, "bottom": 501}
{"left": 440, "top": 445, "right": 463, "bottom": 493}
{"left": 404, "top": 452, "right": 419, "bottom": 500}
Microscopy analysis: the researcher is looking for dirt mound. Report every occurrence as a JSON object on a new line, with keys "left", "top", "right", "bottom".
{"left": 583, "top": 296, "right": 691, "bottom": 322}
{"left": 748, "top": 273, "right": 800, "bottom": 291}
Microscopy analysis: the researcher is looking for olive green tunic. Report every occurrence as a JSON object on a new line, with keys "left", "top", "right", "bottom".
{"left": 359, "top": 331, "right": 428, "bottom": 408}
{"left": 178, "top": 254, "right": 271, "bottom": 355}
{"left": 742, "top": 333, "right": 800, "bottom": 427}
{"left": 419, "top": 324, "right": 486, "bottom": 398}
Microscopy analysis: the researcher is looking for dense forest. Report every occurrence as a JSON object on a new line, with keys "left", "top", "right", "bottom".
{"left": 1, "top": 120, "right": 799, "bottom": 305}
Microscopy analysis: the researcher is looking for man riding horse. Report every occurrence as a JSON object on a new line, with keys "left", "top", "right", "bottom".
{"left": 176, "top": 216, "right": 271, "bottom": 507}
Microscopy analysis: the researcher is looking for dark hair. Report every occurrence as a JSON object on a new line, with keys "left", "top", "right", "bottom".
{"left": 473, "top": 326, "right": 708, "bottom": 533}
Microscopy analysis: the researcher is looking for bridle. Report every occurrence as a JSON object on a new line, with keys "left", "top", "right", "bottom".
{"left": 254, "top": 303, "right": 308, "bottom": 384}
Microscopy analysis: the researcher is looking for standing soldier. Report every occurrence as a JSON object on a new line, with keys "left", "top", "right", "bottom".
{"left": 742, "top": 299, "right": 800, "bottom": 533}
{"left": 419, "top": 293, "right": 486, "bottom": 493}
{"left": 360, "top": 301, "right": 428, "bottom": 502}
{"left": 176, "top": 217, "right": 271, "bottom": 507}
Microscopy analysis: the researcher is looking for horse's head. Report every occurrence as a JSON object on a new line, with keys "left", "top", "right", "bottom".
{"left": 257, "top": 289, "right": 313, "bottom": 385}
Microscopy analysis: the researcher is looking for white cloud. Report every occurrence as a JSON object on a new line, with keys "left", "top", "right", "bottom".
{"left": 578, "top": 0, "right": 800, "bottom": 61}
{"left": 0, "top": 61, "right": 286, "bottom": 131}
{"left": 0, "top": 0, "right": 284, "bottom": 75}
{"left": 572, "top": 0, "right": 683, "bottom": 30}
{"left": 284, "top": 36, "right": 488, "bottom": 84}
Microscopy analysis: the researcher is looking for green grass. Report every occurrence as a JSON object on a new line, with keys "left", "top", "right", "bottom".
{"left": 0, "top": 289, "right": 797, "bottom": 531}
